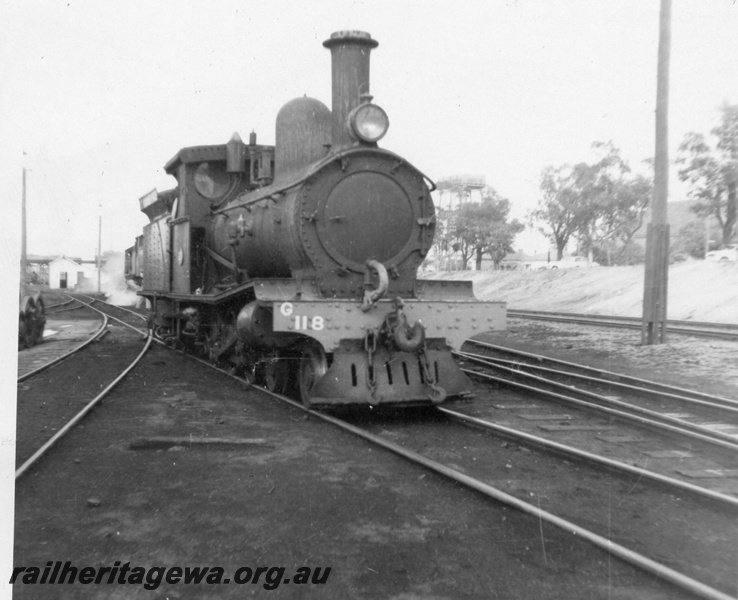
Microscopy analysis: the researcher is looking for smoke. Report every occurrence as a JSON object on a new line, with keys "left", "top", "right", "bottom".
{"left": 106, "top": 288, "right": 140, "bottom": 307}
{"left": 105, "top": 252, "right": 141, "bottom": 306}
{"left": 77, "top": 251, "right": 139, "bottom": 306}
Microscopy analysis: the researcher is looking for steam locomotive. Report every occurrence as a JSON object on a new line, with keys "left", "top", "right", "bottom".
{"left": 127, "top": 31, "right": 505, "bottom": 407}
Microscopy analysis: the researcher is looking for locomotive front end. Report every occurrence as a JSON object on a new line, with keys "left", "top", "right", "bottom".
{"left": 261, "top": 31, "right": 507, "bottom": 406}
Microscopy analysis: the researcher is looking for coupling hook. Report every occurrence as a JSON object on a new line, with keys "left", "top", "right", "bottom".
{"left": 361, "top": 260, "right": 389, "bottom": 312}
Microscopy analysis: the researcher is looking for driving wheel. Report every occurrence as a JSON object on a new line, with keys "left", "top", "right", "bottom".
{"left": 263, "top": 352, "right": 292, "bottom": 395}
{"left": 298, "top": 342, "right": 328, "bottom": 407}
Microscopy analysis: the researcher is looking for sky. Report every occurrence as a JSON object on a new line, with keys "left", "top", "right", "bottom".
{"left": 2, "top": 0, "right": 738, "bottom": 263}
{"left": 1, "top": 1, "right": 738, "bottom": 592}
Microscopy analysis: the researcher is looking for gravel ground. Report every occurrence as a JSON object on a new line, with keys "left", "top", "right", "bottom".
{"left": 12, "top": 330, "right": 710, "bottom": 599}
{"left": 478, "top": 318, "right": 738, "bottom": 400}
{"left": 10, "top": 288, "right": 737, "bottom": 599}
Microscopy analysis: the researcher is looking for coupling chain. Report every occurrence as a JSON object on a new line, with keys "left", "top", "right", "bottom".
{"left": 364, "top": 329, "right": 379, "bottom": 404}
{"left": 418, "top": 342, "right": 447, "bottom": 404}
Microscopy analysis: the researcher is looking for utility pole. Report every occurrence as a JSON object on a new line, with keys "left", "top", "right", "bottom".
{"left": 642, "top": 0, "right": 671, "bottom": 345}
{"left": 97, "top": 211, "right": 102, "bottom": 294}
{"left": 20, "top": 166, "right": 28, "bottom": 298}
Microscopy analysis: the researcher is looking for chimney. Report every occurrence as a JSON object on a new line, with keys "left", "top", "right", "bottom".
{"left": 322, "top": 31, "right": 378, "bottom": 150}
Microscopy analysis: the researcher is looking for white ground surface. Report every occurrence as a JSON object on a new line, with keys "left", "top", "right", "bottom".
{"left": 426, "top": 260, "right": 738, "bottom": 323}
{"left": 426, "top": 261, "right": 738, "bottom": 396}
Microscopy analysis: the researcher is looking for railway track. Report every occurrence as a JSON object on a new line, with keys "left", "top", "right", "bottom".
{"left": 220, "top": 336, "right": 738, "bottom": 598}
{"left": 68, "top": 292, "right": 149, "bottom": 326}
{"left": 16, "top": 298, "right": 736, "bottom": 598}
{"left": 97, "top": 332, "right": 729, "bottom": 600}
{"left": 458, "top": 345, "right": 738, "bottom": 449}
{"left": 508, "top": 309, "right": 738, "bottom": 341}
{"left": 16, "top": 297, "right": 151, "bottom": 477}
{"left": 17, "top": 341, "right": 661, "bottom": 600}
{"left": 17, "top": 303, "right": 108, "bottom": 382}
{"left": 43, "top": 297, "right": 77, "bottom": 313}
{"left": 18, "top": 294, "right": 147, "bottom": 381}
{"left": 249, "top": 391, "right": 737, "bottom": 600}
{"left": 453, "top": 341, "right": 738, "bottom": 498}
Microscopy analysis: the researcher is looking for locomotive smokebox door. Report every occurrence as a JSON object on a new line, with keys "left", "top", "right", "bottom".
{"left": 319, "top": 171, "right": 414, "bottom": 266}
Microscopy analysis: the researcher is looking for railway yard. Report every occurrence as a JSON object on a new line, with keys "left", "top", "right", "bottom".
{"left": 9, "top": 289, "right": 737, "bottom": 599}
{"left": 9, "top": 4, "right": 738, "bottom": 598}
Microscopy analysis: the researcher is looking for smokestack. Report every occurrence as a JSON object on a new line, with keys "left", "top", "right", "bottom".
{"left": 323, "top": 31, "right": 378, "bottom": 150}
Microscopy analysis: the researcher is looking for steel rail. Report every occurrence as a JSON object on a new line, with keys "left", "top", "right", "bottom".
{"left": 240, "top": 385, "right": 733, "bottom": 599}
{"left": 153, "top": 341, "right": 735, "bottom": 599}
{"left": 71, "top": 293, "right": 148, "bottom": 324}
{"left": 306, "top": 413, "right": 735, "bottom": 600}
{"left": 467, "top": 340, "right": 736, "bottom": 405}
{"left": 459, "top": 351, "right": 738, "bottom": 446}
{"left": 508, "top": 309, "right": 738, "bottom": 340}
{"left": 44, "top": 298, "right": 77, "bottom": 312}
{"left": 460, "top": 364, "right": 738, "bottom": 453}
{"left": 15, "top": 333, "right": 153, "bottom": 479}
{"left": 510, "top": 308, "right": 738, "bottom": 331}
{"left": 462, "top": 351, "right": 738, "bottom": 415}
{"left": 17, "top": 303, "right": 109, "bottom": 383}
{"left": 44, "top": 298, "right": 76, "bottom": 309}
{"left": 439, "top": 407, "right": 738, "bottom": 509}
{"left": 44, "top": 304, "right": 87, "bottom": 314}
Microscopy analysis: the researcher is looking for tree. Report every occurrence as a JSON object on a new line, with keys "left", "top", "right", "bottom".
{"left": 431, "top": 181, "right": 475, "bottom": 270}
{"left": 673, "top": 220, "right": 708, "bottom": 259}
{"left": 677, "top": 103, "right": 738, "bottom": 246}
{"left": 574, "top": 143, "right": 648, "bottom": 259}
{"left": 485, "top": 217, "right": 525, "bottom": 269}
{"left": 449, "top": 187, "right": 523, "bottom": 270}
{"left": 530, "top": 142, "right": 651, "bottom": 263}
{"left": 529, "top": 164, "right": 586, "bottom": 260}
{"left": 587, "top": 174, "right": 652, "bottom": 265}
{"left": 429, "top": 206, "right": 455, "bottom": 269}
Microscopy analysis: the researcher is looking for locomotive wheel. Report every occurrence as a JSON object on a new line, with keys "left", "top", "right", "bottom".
{"left": 297, "top": 342, "right": 327, "bottom": 407}
{"left": 18, "top": 315, "right": 30, "bottom": 350}
{"left": 240, "top": 360, "right": 257, "bottom": 385}
{"left": 232, "top": 349, "right": 259, "bottom": 385}
{"left": 33, "top": 296, "right": 45, "bottom": 345}
{"left": 263, "top": 353, "right": 293, "bottom": 396}
{"left": 19, "top": 297, "right": 38, "bottom": 350}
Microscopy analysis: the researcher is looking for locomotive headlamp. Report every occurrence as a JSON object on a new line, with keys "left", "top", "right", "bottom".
{"left": 349, "top": 103, "right": 389, "bottom": 143}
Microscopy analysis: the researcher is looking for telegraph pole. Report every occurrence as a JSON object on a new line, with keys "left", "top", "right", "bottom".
{"left": 20, "top": 166, "right": 28, "bottom": 298}
{"left": 642, "top": 0, "right": 672, "bottom": 345}
{"left": 97, "top": 212, "right": 102, "bottom": 294}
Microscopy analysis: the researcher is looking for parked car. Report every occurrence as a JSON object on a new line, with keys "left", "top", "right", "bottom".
{"left": 669, "top": 252, "right": 688, "bottom": 263}
{"left": 535, "top": 256, "right": 600, "bottom": 270}
{"left": 706, "top": 244, "right": 737, "bottom": 261}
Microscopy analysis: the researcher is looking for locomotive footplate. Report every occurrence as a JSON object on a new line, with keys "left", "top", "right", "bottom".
{"left": 268, "top": 295, "right": 506, "bottom": 406}
{"left": 270, "top": 298, "right": 506, "bottom": 352}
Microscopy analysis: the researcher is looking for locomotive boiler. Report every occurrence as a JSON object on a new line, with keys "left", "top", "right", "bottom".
{"left": 131, "top": 30, "right": 506, "bottom": 407}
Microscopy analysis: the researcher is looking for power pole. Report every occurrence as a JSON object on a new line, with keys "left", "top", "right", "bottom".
{"left": 97, "top": 213, "right": 102, "bottom": 294}
{"left": 642, "top": 0, "right": 671, "bottom": 345}
{"left": 21, "top": 166, "right": 27, "bottom": 298}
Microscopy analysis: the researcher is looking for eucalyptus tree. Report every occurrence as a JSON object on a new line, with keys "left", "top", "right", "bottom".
{"left": 531, "top": 142, "right": 651, "bottom": 263}
{"left": 677, "top": 104, "right": 738, "bottom": 246}
{"left": 450, "top": 187, "right": 523, "bottom": 270}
